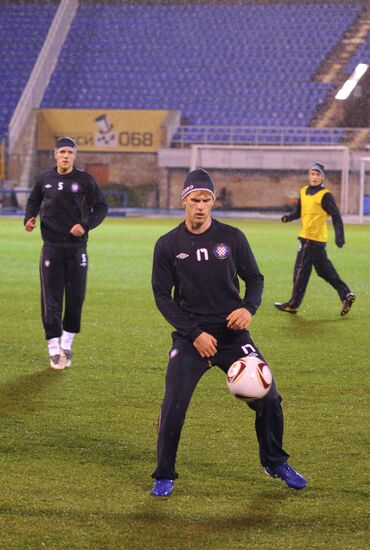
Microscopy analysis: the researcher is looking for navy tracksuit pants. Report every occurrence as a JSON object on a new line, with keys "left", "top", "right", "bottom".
{"left": 39, "top": 244, "right": 88, "bottom": 340}
{"left": 152, "top": 329, "right": 289, "bottom": 480}
{"left": 288, "top": 238, "right": 350, "bottom": 308}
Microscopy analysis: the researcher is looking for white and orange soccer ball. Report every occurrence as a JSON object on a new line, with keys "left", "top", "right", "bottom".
{"left": 227, "top": 355, "right": 273, "bottom": 402}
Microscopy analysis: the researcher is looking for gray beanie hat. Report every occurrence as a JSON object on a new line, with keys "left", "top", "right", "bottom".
{"left": 310, "top": 162, "right": 325, "bottom": 179}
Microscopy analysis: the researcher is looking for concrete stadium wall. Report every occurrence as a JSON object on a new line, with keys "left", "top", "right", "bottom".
{"left": 36, "top": 148, "right": 363, "bottom": 213}
{"left": 162, "top": 168, "right": 343, "bottom": 211}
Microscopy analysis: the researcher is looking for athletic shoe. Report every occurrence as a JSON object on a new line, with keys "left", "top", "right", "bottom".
{"left": 265, "top": 463, "right": 307, "bottom": 490}
{"left": 60, "top": 348, "right": 72, "bottom": 367}
{"left": 49, "top": 354, "right": 64, "bottom": 370}
{"left": 274, "top": 302, "right": 298, "bottom": 314}
{"left": 340, "top": 292, "right": 356, "bottom": 316}
{"left": 150, "top": 479, "right": 174, "bottom": 497}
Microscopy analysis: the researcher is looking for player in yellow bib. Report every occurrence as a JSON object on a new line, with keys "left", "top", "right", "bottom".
{"left": 274, "top": 163, "right": 355, "bottom": 316}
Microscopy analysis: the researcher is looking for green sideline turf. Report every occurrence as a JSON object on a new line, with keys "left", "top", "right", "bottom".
{"left": 0, "top": 217, "right": 369, "bottom": 549}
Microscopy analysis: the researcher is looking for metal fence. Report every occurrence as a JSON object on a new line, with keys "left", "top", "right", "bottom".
{"left": 165, "top": 125, "right": 362, "bottom": 148}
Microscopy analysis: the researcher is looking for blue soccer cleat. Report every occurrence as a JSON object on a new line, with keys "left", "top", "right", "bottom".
{"left": 150, "top": 479, "right": 174, "bottom": 497}
{"left": 264, "top": 463, "right": 307, "bottom": 490}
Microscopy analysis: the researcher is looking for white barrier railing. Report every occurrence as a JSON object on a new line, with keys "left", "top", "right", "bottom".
{"left": 165, "top": 125, "right": 365, "bottom": 148}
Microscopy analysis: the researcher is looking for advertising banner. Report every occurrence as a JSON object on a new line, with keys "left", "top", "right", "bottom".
{"left": 38, "top": 109, "right": 170, "bottom": 152}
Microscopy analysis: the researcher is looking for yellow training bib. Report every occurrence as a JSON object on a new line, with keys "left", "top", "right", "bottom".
{"left": 299, "top": 186, "right": 329, "bottom": 242}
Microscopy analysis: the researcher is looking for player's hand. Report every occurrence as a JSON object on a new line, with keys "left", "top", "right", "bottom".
{"left": 281, "top": 215, "right": 289, "bottom": 223}
{"left": 70, "top": 224, "right": 85, "bottom": 237}
{"left": 193, "top": 332, "right": 218, "bottom": 358}
{"left": 226, "top": 308, "right": 252, "bottom": 330}
{"left": 335, "top": 238, "right": 344, "bottom": 248}
{"left": 25, "top": 217, "right": 37, "bottom": 232}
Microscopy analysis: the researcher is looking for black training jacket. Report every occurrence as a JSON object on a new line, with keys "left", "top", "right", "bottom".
{"left": 152, "top": 219, "right": 264, "bottom": 341}
{"left": 24, "top": 167, "right": 108, "bottom": 246}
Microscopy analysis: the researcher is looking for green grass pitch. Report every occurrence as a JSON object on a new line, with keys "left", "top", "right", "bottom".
{"left": 0, "top": 216, "right": 369, "bottom": 549}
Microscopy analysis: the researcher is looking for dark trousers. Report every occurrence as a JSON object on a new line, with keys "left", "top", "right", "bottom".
{"left": 39, "top": 245, "right": 88, "bottom": 340}
{"left": 288, "top": 238, "right": 350, "bottom": 308}
{"left": 152, "top": 329, "right": 289, "bottom": 480}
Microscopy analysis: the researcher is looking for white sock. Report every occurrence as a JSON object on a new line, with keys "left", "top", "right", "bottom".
{"left": 48, "top": 338, "right": 60, "bottom": 357}
{"left": 61, "top": 330, "right": 76, "bottom": 351}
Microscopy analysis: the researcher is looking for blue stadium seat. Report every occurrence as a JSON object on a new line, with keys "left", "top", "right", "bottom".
{"left": 346, "top": 32, "right": 370, "bottom": 74}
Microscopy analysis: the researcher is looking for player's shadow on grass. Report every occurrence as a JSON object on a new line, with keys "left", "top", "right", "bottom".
{"left": 135, "top": 488, "right": 294, "bottom": 531}
{"left": 0, "top": 487, "right": 295, "bottom": 535}
{"left": 280, "top": 314, "right": 347, "bottom": 336}
{"left": 0, "top": 369, "right": 64, "bottom": 413}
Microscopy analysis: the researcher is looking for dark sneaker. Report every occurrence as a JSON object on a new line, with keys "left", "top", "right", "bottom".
{"left": 60, "top": 348, "right": 72, "bottom": 367}
{"left": 150, "top": 479, "right": 174, "bottom": 497}
{"left": 49, "top": 354, "right": 64, "bottom": 370}
{"left": 274, "top": 302, "right": 298, "bottom": 314}
{"left": 340, "top": 293, "right": 356, "bottom": 316}
{"left": 265, "top": 463, "right": 307, "bottom": 490}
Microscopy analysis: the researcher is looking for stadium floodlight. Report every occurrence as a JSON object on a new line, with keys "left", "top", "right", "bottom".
{"left": 335, "top": 63, "right": 369, "bottom": 100}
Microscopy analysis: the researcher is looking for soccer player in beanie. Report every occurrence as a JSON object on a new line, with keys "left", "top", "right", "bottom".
{"left": 24, "top": 137, "right": 108, "bottom": 369}
{"left": 150, "top": 168, "right": 307, "bottom": 497}
{"left": 275, "top": 163, "right": 355, "bottom": 315}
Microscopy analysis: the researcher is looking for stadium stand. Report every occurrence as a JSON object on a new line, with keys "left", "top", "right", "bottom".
{"left": 0, "top": 2, "right": 365, "bottom": 147}
{"left": 1, "top": 1, "right": 369, "bottom": 217}
{"left": 0, "top": 3, "right": 58, "bottom": 140}
{"left": 41, "top": 4, "right": 361, "bottom": 128}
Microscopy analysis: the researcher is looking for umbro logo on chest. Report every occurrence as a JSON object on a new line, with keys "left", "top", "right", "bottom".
{"left": 176, "top": 250, "right": 208, "bottom": 261}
